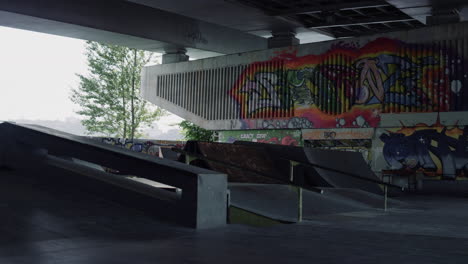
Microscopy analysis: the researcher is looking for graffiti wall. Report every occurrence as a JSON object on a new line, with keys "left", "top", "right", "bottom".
{"left": 218, "top": 130, "right": 302, "bottom": 146}
{"left": 379, "top": 117, "right": 468, "bottom": 179}
{"left": 302, "top": 128, "right": 374, "bottom": 163}
{"left": 230, "top": 38, "right": 468, "bottom": 130}
{"left": 96, "top": 137, "right": 184, "bottom": 157}
{"left": 302, "top": 128, "right": 374, "bottom": 140}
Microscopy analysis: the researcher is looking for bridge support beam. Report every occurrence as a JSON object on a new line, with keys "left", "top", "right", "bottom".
{"left": 0, "top": 0, "right": 268, "bottom": 58}
{"left": 162, "top": 47, "right": 189, "bottom": 64}
{"left": 268, "top": 30, "right": 299, "bottom": 48}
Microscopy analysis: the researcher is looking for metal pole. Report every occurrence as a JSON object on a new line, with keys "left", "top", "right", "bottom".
{"left": 289, "top": 161, "right": 295, "bottom": 182}
{"left": 185, "top": 154, "right": 192, "bottom": 165}
{"left": 290, "top": 160, "right": 302, "bottom": 222}
{"left": 298, "top": 186, "right": 303, "bottom": 222}
{"left": 384, "top": 185, "right": 388, "bottom": 211}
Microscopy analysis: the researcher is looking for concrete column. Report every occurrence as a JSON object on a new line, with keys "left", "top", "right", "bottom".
{"left": 267, "top": 30, "right": 299, "bottom": 49}
{"left": 162, "top": 47, "right": 189, "bottom": 64}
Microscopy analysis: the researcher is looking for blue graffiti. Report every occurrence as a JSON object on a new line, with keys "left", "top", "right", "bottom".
{"left": 380, "top": 127, "right": 468, "bottom": 179}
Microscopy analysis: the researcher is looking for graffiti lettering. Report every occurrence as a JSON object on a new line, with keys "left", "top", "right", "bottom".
{"left": 323, "top": 131, "right": 337, "bottom": 139}
{"left": 302, "top": 128, "right": 374, "bottom": 140}
{"left": 219, "top": 130, "right": 301, "bottom": 146}
{"left": 97, "top": 137, "right": 183, "bottom": 157}
{"left": 230, "top": 38, "right": 467, "bottom": 129}
{"left": 239, "top": 72, "right": 284, "bottom": 117}
{"left": 261, "top": 117, "right": 313, "bottom": 129}
{"left": 356, "top": 58, "right": 384, "bottom": 104}
{"left": 380, "top": 119, "right": 468, "bottom": 179}
{"left": 185, "top": 27, "right": 208, "bottom": 45}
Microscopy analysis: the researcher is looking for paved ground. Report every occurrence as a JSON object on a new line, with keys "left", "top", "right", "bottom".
{"left": 1, "top": 169, "right": 468, "bottom": 264}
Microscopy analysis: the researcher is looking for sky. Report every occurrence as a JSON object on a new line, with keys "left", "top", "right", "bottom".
{"left": 0, "top": 26, "right": 183, "bottom": 139}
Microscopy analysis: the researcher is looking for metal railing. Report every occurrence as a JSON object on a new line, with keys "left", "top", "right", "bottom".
{"left": 174, "top": 144, "right": 402, "bottom": 222}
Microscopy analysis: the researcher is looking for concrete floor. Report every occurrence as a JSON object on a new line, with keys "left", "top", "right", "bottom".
{"left": 1, "top": 169, "right": 468, "bottom": 263}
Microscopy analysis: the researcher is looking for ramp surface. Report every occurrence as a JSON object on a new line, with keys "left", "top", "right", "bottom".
{"left": 0, "top": 122, "right": 228, "bottom": 229}
{"left": 188, "top": 141, "right": 383, "bottom": 194}
{"left": 182, "top": 141, "right": 287, "bottom": 184}
{"left": 303, "top": 147, "right": 383, "bottom": 194}
{"left": 229, "top": 183, "right": 404, "bottom": 222}
{"left": 4, "top": 169, "right": 468, "bottom": 264}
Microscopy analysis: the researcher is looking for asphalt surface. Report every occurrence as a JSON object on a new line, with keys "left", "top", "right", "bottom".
{"left": 1, "top": 169, "right": 468, "bottom": 264}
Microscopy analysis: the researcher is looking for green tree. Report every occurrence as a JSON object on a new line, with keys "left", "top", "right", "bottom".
{"left": 178, "top": 120, "right": 215, "bottom": 141}
{"left": 71, "top": 41, "right": 165, "bottom": 140}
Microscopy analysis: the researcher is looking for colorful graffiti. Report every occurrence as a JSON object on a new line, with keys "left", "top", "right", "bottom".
{"left": 261, "top": 117, "right": 313, "bottom": 129}
{"left": 379, "top": 118, "right": 468, "bottom": 179}
{"left": 97, "top": 138, "right": 183, "bottom": 157}
{"left": 218, "top": 130, "right": 301, "bottom": 146}
{"left": 302, "top": 128, "right": 374, "bottom": 140}
{"left": 230, "top": 38, "right": 468, "bottom": 129}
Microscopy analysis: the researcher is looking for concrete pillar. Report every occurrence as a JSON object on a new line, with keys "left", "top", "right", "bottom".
{"left": 267, "top": 30, "right": 299, "bottom": 49}
{"left": 162, "top": 47, "right": 189, "bottom": 64}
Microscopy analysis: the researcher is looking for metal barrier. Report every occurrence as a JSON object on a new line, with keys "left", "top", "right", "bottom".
{"left": 0, "top": 122, "right": 227, "bottom": 229}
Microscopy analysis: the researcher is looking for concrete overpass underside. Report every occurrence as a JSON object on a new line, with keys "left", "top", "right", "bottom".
{"left": 2, "top": 1, "right": 468, "bottom": 263}
{"left": 1, "top": 0, "right": 467, "bottom": 58}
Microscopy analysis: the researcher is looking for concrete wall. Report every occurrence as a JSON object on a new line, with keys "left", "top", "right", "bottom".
{"left": 218, "top": 129, "right": 302, "bottom": 146}
{"left": 373, "top": 112, "right": 468, "bottom": 180}
{"left": 142, "top": 22, "right": 468, "bottom": 131}
{"left": 141, "top": 22, "right": 468, "bottom": 181}
{"left": 224, "top": 111, "right": 468, "bottom": 180}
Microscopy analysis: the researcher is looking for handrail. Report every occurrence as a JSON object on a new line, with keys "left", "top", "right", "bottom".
{"left": 283, "top": 156, "right": 399, "bottom": 212}
{"left": 283, "top": 157, "right": 402, "bottom": 189}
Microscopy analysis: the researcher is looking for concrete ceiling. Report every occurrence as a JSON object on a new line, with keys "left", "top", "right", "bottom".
{"left": 128, "top": 0, "right": 291, "bottom": 32}
{"left": 387, "top": 0, "right": 467, "bottom": 22}
{"left": 129, "top": 0, "right": 467, "bottom": 40}
{"left": 0, "top": 0, "right": 268, "bottom": 59}
{"left": 0, "top": 0, "right": 467, "bottom": 59}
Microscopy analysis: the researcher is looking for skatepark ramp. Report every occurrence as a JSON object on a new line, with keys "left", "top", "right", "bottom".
{"left": 176, "top": 141, "right": 402, "bottom": 224}
{"left": 0, "top": 122, "right": 227, "bottom": 229}
{"left": 179, "top": 141, "right": 388, "bottom": 194}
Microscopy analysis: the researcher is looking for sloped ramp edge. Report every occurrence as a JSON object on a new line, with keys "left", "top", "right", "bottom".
{"left": 304, "top": 147, "right": 384, "bottom": 195}
{"left": 228, "top": 184, "right": 399, "bottom": 223}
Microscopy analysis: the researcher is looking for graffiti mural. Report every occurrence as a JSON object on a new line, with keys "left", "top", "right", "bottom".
{"left": 261, "top": 117, "right": 313, "bottom": 129}
{"left": 302, "top": 128, "right": 374, "bottom": 140}
{"left": 379, "top": 118, "right": 468, "bottom": 179}
{"left": 218, "top": 130, "right": 301, "bottom": 146}
{"left": 97, "top": 138, "right": 183, "bottom": 157}
{"left": 230, "top": 38, "right": 468, "bottom": 129}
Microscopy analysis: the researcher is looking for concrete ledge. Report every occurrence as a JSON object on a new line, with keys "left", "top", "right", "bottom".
{"left": 0, "top": 122, "right": 227, "bottom": 229}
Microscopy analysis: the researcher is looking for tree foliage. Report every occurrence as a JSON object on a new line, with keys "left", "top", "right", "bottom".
{"left": 178, "top": 120, "right": 215, "bottom": 141}
{"left": 71, "top": 41, "right": 165, "bottom": 139}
